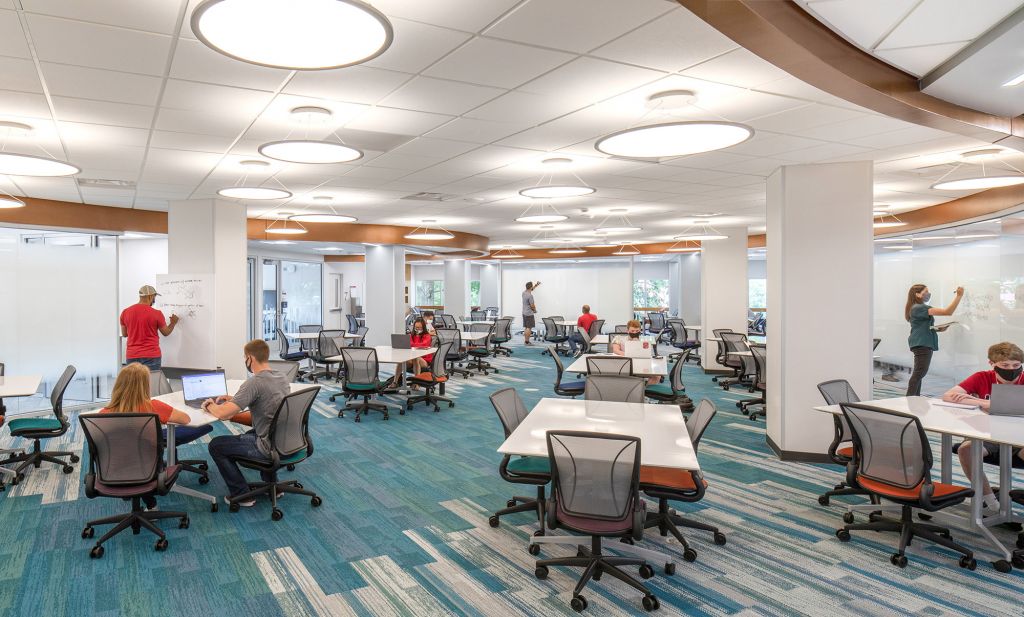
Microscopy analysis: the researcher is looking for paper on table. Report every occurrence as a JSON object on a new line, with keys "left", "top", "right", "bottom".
{"left": 932, "top": 400, "right": 978, "bottom": 410}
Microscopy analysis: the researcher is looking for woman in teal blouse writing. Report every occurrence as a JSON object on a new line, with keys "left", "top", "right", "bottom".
{"left": 905, "top": 283, "right": 964, "bottom": 396}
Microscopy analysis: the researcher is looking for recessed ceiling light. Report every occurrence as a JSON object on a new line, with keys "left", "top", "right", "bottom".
{"left": 519, "top": 185, "right": 596, "bottom": 199}
{"left": 290, "top": 213, "right": 357, "bottom": 223}
{"left": 645, "top": 89, "right": 697, "bottom": 110}
{"left": 290, "top": 106, "right": 332, "bottom": 124}
{"left": 1002, "top": 70, "right": 1024, "bottom": 87}
{"left": 932, "top": 176, "right": 1024, "bottom": 190}
{"left": 0, "top": 152, "right": 80, "bottom": 177}
{"left": 259, "top": 140, "right": 362, "bottom": 164}
{"left": 595, "top": 121, "right": 753, "bottom": 158}
{"left": 218, "top": 187, "right": 292, "bottom": 200}
{"left": 516, "top": 214, "right": 568, "bottom": 223}
{"left": 0, "top": 195, "right": 25, "bottom": 208}
{"left": 191, "top": 0, "right": 393, "bottom": 70}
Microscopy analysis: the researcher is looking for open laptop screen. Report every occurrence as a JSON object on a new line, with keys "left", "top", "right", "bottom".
{"left": 181, "top": 372, "right": 227, "bottom": 402}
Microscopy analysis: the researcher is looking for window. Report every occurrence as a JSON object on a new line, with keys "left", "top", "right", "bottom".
{"left": 415, "top": 280, "right": 444, "bottom": 306}
{"left": 470, "top": 280, "right": 480, "bottom": 306}
{"left": 633, "top": 279, "right": 669, "bottom": 309}
{"left": 749, "top": 279, "right": 767, "bottom": 309}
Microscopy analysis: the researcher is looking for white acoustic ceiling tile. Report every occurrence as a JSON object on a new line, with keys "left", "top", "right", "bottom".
{"left": 748, "top": 104, "right": 867, "bottom": 133}
{"left": 425, "top": 38, "right": 573, "bottom": 89}
{"left": 519, "top": 57, "right": 664, "bottom": 109}
{"left": 379, "top": 77, "right": 504, "bottom": 116}
{"left": 52, "top": 96, "right": 154, "bottom": 129}
{"left": 496, "top": 107, "right": 616, "bottom": 151}
{"left": 801, "top": 114, "right": 913, "bottom": 141}
{"left": 465, "top": 90, "right": 582, "bottom": 126}
{"left": 366, "top": 18, "right": 472, "bottom": 74}
{"left": 140, "top": 147, "right": 222, "bottom": 181}
{"left": 713, "top": 89, "right": 809, "bottom": 123}
{"left": 727, "top": 133, "right": 829, "bottom": 158}
{"left": 170, "top": 38, "right": 290, "bottom": 92}
{"left": 0, "top": 57, "right": 42, "bottom": 93}
{"left": 340, "top": 165, "right": 411, "bottom": 181}
{"left": 41, "top": 63, "right": 162, "bottom": 106}
{"left": 0, "top": 10, "right": 30, "bottom": 58}
{"left": 59, "top": 122, "right": 149, "bottom": 148}
{"left": 878, "top": 0, "right": 1023, "bottom": 50}
{"left": 805, "top": 0, "right": 918, "bottom": 50}
{"left": 26, "top": 14, "right": 172, "bottom": 76}
{"left": 663, "top": 151, "right": 757, "bottom": 171}
{"left": 285, "top": 65, "right": 412, "bottom": 105}
{"left": 363, "top": 152, "right": 445, "bottom": 172}
{"left": 713, "top": 156, "right": 793, "bottom": 176}
{"left": 345, "top": 106, "right": 452, "bottom": 135}
{"left": 592, "top": 7, "right": 738, "bottom": 72}
{"left": 389, "top": 137, "right": 481, "bottom": 160}
{"left": 846, "top": 125, "right": 950, "bottom": 149}
{"left": 149, "top": 130, "right": 234, "bottom": 153}
{"left": 9, "top": 176, "right": 80, "bottom": 199}
{"left": 161, "top": 80, "right": 273, "bottom": 115}
{"left": 874, "top": 42, "right": 969, "bottom": 77}
{"left": 753, "top": 75, "right": 870, "bottom": 111}
{"left": 681, "top": 48, "right": 792, "bottom": 89}
{"left": 78, "top": 187, "right": 135, "bottom": 207}
{"left": 22, "top": 0, "right": 181, "bottom": 34}
{"left": 155, "top": 107, "right": 252, "bottom": 137}
{"left": 425, "top": 117, "right": 527, "bottom": 144}
{"left": 133, "top": 197, "right": 170, "bottom": 211}
{"left": 369, "top": 0, "right": 522, "bottom": 32}
{"left": 242, "top": 95, "right": 367, "bottom": 142}
{"left": 486, "top": 0, "right": 673, "bottom": 53}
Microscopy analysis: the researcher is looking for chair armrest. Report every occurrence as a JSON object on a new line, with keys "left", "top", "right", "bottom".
{"left": 84, "top": 473, "right": 97, "bottom": 499}
{"left": 156, "top": 465, "right": 180, "bottom": 495}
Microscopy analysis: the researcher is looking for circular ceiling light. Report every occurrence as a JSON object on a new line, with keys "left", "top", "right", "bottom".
{"left": 674, "top": 233, "right": 727, "bottom": 241}
{"left": 519, "top": 185, "right": 595, "bottom": 199}
{"left": 259, "top": 140, "right": 362, "bottom": 164}
{"left": 586, "top": 241, "right": 616, "bottom": 247}
{"left": 666, "top": 246, "right": 701, "bottom": 252}
{"left": 516, "top": 214, "right": 568, "bottom": 223}
{"left": 542, "top": 157, "right": 573, "bottom": 166}
{"left": 191, "top": 0, "right": 393, "bottom": 70}
{"left": 549, "top": 247, "right": 586, "bottom": 254}
{"left": 405, "top": 230, "right": 454, "bottom": 240}
{"left": 613, "top": 246, "right": 640, "bottom": 256}
{"left": 873, "top": 221, "right": 907, "bottom": 229}
{"left": 0, "top": 152, "right": 80, "bottom": 177}
{"left": 239, "top": 159, "right": 270, "bottom": 168}
{"left": 266, "top": 227, "right": 306, "bottom": 235}
{"left": 529, "top": 237, "right": 574, "bottom": 244}
{"left": 645, "top": 90, "right": 697, "bottom": 110}
{"left": 0, "top": 195, "right": 26, "bottom": 208}
{"left": 491, "top": 247, "right": 524, "bottom": 259}
{"left": 290, "top": 213, "right": 357, "bottom": 223}
{"left": 218, "top": 186, "right": 292, "bottom": 200}
{"left": 291, "top": 106, "right": 332, "bottom": 124}
{"left": 931, "top": 176, "right": 1024, "bottom": 190}
{"left": 594, "top": 225, "right": 642, "bottom": 233}
{"left": 595, "top": 121, "right": 753, "bottom": 158}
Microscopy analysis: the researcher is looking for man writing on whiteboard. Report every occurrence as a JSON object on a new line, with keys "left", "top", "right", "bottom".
{"left": 120, "top": 284, "right": 179, "bottom": 371}
{"left": 522, "top": 280, "right": 541, "bottom": 345}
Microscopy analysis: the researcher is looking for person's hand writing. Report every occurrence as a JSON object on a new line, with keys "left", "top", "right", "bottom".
{"left": 954, "top": 286, "right": 964, "bottom": 297}
{"left": 169, "top": 314, "right": 180, "bottom": 325}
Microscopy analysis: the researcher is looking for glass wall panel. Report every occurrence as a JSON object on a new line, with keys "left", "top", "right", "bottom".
{"left": 280, "top": 260, "right": 322, "bottom": 333}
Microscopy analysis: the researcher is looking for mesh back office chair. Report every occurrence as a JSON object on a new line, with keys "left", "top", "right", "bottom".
{"left": 149, "top": 370, "right": 173, "bottom": 396}
{"left": 407, "top": 341, "right": 455, "bottom": 413}
{"left": 339, "top": 348, "right": 392, "bottom": 422}
{"left": 743, "top": 344, "right": 767, "bottom": 421}
{"left": 835, "top": 403, "right": 976, "bottom": 570}
{"left": 437, "top": 313, "right": 458, "bottom": 329}
{"left": 575, "top": 327, "right": 593, "bottom": 355}
{"left": 308, "top": 330, "right": 345, "bottom": 382}
{"left": 224, "top": 387, "right": 323, "bottom": 520}
{"left": 298, "top": 324, "right": 322, "bottom": 355}
{"left": 549, "top": 347, "right": 585, "bottom": 398}
{"left": 485, "top": 306, "right": 499, "bottom": 320}
{"left": 640, "top": 399, "right": 726, "bottom": 557}
{"left": 79, "top": 412, "right": 187, "bottom": 558}
{"left": 467, "top": 323, "right": 497, "bottom": 375}
{"left": 584, "top": 375, "right": 645, "bottom": 403}
{"left": 614, "top": 325, "right": 629, "bottom": 334}
{"left": 354, "top": 326, "right": 369, "bottom": 347}
{"left": 346, "top": 314, "right": 359, "bottom": 334}
{"left": 435, "top": 328, "right": 471, "bottom": 379}
{"left": 710, "top": 328, "right": 731, "bottom": 382}
{"left": 7, "top": 365, "right": 79, "bottom": 480}
{"left": 648, "top": 312, "right": 667, "bottom": 338}
{"left": 532, "top": 432, "right": 659, "bottom": 613}
{"left": 404, "top": 313, "right": 416, "bottom": 333}
{"left": 717, "top": 332, "right": 749, "bottom": 388}
{"left": 492, "top": 317, "right": 514, "bottom": 356}
{"left": 276, "top": 328, "right": 306, "bottom": 362}
{"left": 542, "top": 317, "right": 569, "bottom": 356}
{"left": 470, "top": 309, "right": 486, "bottom": 321}
{"left": 267, "top": 360, "right": 301, "bottom": 383}
{"left": 645, "top": 350, "right": 694, "bottom": 412}
{"left": 588, "top": 319, "right": 605, "bottom": 338}
{"left": 586, "top": 355, "right": 632, "bottom": 376}
{"left": 0, "top": 362, "right": 20, "bottom": 468}
{"left": 488, "top": 388, "right": 551, "bottom": 532}
{"left": 816, "top": 379, "right": 873, "bottom": 509}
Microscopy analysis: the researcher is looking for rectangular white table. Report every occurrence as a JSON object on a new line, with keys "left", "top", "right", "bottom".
{"left": 0, "top": 375, "right": 41, "bottom": 479}
{"left": 460, "top": 330, "right": 491, "bottom": 343}
{"left": 590, "top": 334, "right": 609, "bottom": 346}
{"left": 284, "top": 331, "right": 360, "bottom": 340}
{"left": 327, "top": 345, "right": 436, "bottom": 392}
{"left": 566, "top": 354, "right": 668, "bottom": 377}
{"left": 815, "top": 396, "right": 1024, "bottom": 566}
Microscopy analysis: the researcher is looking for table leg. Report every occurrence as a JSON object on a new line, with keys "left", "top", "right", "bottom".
{"left": 940, "top": 434, "right": 952, "bottom": 484}
{"left": 970, "top": 439, "right": 1012, "bottom": 562}
{"left": 166, "top": 424, "right": 216, "bottom": 506}
{"left": 167, "top": 423, "right": 177, "bottom": 466}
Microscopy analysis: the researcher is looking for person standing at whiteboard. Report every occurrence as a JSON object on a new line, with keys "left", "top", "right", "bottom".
{"left": 120, "top": 284, "right": 179, "bottom": 371}
{"left": 522, "top": 281, "right": 541, "bottom": 345}
{"left": 905, "top": 283, "right": 963, "bottom": 396}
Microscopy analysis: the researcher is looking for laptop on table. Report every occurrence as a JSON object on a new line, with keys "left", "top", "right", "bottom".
{"left": 390, "top": 334, "right": 412, "bottom": 349}
{"left": 624, "top": 339, "right": 653, "bottom": 359}
{"left": 988, "top": 384, "right": 1024, "bottom": 417}
{"left": 180, "top": 372, "right": 228, "bottom": 409}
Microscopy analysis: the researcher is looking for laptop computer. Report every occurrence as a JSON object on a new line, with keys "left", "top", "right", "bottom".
{"left": 988, "top": 384, "right": 1024, "bottom": 417}
{"left": 390, "top": 334, "right": 412, "bottom": 349}
{"left": 624, "top": 339, "right": 653, "bottom": 358}
{"left": 180, "top": 371, "right": 227, "bottom": 409}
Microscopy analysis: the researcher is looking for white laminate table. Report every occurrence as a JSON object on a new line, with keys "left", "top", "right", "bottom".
{"left": 285, "top": 331, "right": 361, "bottom": 340}
{"left": 327, "top": 345, "right": 436, "bottom": 391}
{"left": 815, "top": 396, "right": 1024, "bottom": 566}
{"left": 0, "top": 375, "right": 42, "bottom": 398}
{"left": 460, "top": 330, "right": 491, "bottom": 343}
{"left": 566, "top": 354, "right": 668, "bottom": 377}
{"left": 458, "top": 320, "right": 494, "bottom": 330}
{"left": 590, "top": 334, "right": 609, "bottom": 346}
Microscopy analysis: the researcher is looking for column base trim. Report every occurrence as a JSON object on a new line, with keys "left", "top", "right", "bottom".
{"left": 766, "top": 434, "right": 832, "bottom": 463}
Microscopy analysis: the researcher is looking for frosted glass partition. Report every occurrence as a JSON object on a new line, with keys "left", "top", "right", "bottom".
{"left": 500, "top": 259, "right": 633, "bottom": 330}
{"left": 280, "top": 260, "right": 322, "bottom": 333}
{"left": 874, "top": 215, "right": 1020, "bottom": 386}
{"left": 0, "top": 227, "right": 118, "bottom": 414}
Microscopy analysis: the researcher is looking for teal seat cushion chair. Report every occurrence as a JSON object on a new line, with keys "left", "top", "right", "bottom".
{"left": 507, "top": 456, "right": 550, "bottom": 476}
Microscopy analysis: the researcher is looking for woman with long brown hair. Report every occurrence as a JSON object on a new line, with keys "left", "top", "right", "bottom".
{"left": 905, "top": 283, "right": 964, "bottom": 396}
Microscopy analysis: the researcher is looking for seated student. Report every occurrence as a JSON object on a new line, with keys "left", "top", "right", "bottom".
{"left": 203, "top": 339, "right": 291, "bottom": 507}
{"left": 422, "top": 311, "right": 437, "bottom": 333}
{"left": 409, "top": 317, "right": 434, "bottom": 376}
{"left": 100, "top": 363, "right": 213, "bottom": 509}
{"left": 568, "top": 304, "right": 598, "bottom": 356}
{"left": 942, "top": 341, "right": 1024, "bottom": 514}
{"left": 611, "top": 320, "right": 658, "bottom": 385}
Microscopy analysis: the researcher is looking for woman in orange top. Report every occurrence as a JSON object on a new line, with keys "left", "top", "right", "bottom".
{"left": 410, "top": 317, "right": 434, "bottom": 375}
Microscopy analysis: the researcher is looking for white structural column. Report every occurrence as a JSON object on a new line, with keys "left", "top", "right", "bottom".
{"left": 364, "top": 245, "right": 405, "bottom": 346}
{"left": 700, "top": 227, "right": 748, "bottom": 369}
{"left": 766, "top": 162, "right": 873, "bottom": 459}
{"left": 444, "top": 259, "right": 470, "bottom": 316}
{"left": 167, "top": 199, "right": 247, "bottom": 378}
{"left": 478, "top": 263, "right": 500, "bottom": 310}
{"left": 678, "top": 252, "right": 701, "bottom": 325}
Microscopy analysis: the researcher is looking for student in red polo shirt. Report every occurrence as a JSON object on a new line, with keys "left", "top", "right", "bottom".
{"left": 568, "top": 304, "right": 598, "bottom": 356}
{"left": 120, "top": 284, "right": 179, "bottom": 371}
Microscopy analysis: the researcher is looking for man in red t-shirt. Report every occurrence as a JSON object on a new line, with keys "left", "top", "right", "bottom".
{"left": 568, "top": 304, "right": 598, "bottom": 356}
{"left": 119, "top": 284, "right": 179, "bottom": 371}
{"left": 942, "top": 341, "right": 1024, "bottom": 513}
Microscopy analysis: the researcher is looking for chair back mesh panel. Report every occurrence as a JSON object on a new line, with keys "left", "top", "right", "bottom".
{"left": 489, "top": 387, "right": 529, "bottom": 438}
{"left": 354, "top": 326, "right": 369, "bottom": 346}
{"left": 435, "top": 328, "right": 459, "bottom": 353}
{"left": 439, "top": 314, "right": 458, "bottom": 329}
{"left": 317, "top": 330, "right": 345, "bottom": 359}
{"left": 550, "top": 347, "right": 567, "bottom": 381}
{"left": 298, "top": 324, "right": 322, "bottom": 352}
{"left": 80, "top": 412, "right": 161, "bottom": 485}
{"left": 547, "top": 431, "right": 640, "bottom": 522}
{"left": 470, "top": 309, "right": 486, "bottom": 321}
{"left": 589, "top": 319, "right": 605, "bottom": 337}
{"left": 267, "top": 360, "right": 300, "bottom": 382}
{"left": 649, "top": 312, "right": 666, "bottom": 331}
{"left": 584, "top": 374, "right": 645, "bottom": 403}
{"left": 577, "top": 327, "right": 591, "bottom": 353}
{"left": 542, "top": 318, "right": 561, "bottom": 342}
{"left": 686, "top": 400, "right": 716, "bottom": 451}
{"left": 614, "top": 325, "right": 628, "bottom": 333}
{"left": 276, "top": 328, "right": 293, "bottom": 358}
{"left": 51, "top": 365, "right": 76, "bottom": 420}
{"left": 750, "top": 344, "right": 767, "bottom": 385}
{"left": 495, "top": 317, "right": 513, "bottom": 341}
{"left": 669, "top": 320, "right": 687, "bottom": 344}
{"left": 586, "top": 355, "right": 632, "bottom": 376}
{"left": 342, "top": 348, "right": 378, "bottom": 386}
{"left": 841, "top": 403, "right": 929, "bottom": 490}
{"left": 430, "top": 341, "right": 452, "bottom": 377}
{"left": 149, "top": 370, "right": 173, "bottom": 396}
{"left": 269, "top": 387, "right": 318, "bottom": 459}
{"left": 818, "top": 379, "right": 860, "bottom": 443}
{"left": 669, "top": 351, "right": 688, "bottom": 392}
{"left": 346, "top": 314, "right": 359, "bottom": 333}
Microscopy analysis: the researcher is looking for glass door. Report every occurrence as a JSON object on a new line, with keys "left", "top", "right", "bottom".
{"left": 258, "top": 258, "right": 323, "bottom": 341}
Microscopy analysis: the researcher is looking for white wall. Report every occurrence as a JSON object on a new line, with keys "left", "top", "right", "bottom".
{"left": 323, "top": 261, "right": 365, "bottom": 331}
{"left": 480, "top": 263, "right": 500, "bottom": 310}
{"left": 500, "top": 260, "right": 633, "bottom": 329}
{"left": 633, "top": 260, "right": 670, "bottom": 280}
{"left": 118, "top": 237, "right": 168, "bottom": 362}
{"left": 679, "top": 252, "right": 701, "bottom": 325}
{"left": 364, "top": 245, "right": 404, "bottom": 346}
{"left": 701, "top": 228, "right": 749, "bottom": 368}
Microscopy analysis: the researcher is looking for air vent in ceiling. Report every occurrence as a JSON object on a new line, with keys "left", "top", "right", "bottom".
{"left": 77, "top": 178, "right": 137, "bottom": 190}
{"left": 401, "top": 192, "right": 460, "bottom": 201}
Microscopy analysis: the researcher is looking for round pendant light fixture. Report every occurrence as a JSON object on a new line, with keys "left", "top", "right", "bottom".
{"left": 289, "top": 213, "right": 357, "bottom": 223}
{"left": 612, "top": 242, "right": 640, "bottom": 256}
{"left": 404, "top": 220, "right": 454, "bottom": 241}
{"left": 0, "top": 152, "right": 80, "bottom": 177}
{"left": 516, "top": 214, "right": 568, "bottom": 223}
{"left": 218, "top": 186, "right": 292, "bottom": 200}
{"left": 932, "top": 175, "right": 1024, "bottom": 190}
{"left": 930, "top": 149, "right": 1024, "bottom": 190}
{"left": 259, "top": 139, "right": 362, "bottom": 164}
{"left": 491, "top": 246, "right": 524, "bottom": 259}
{"left": 519, "top": 185, "right": 595, "bottom": 199}
{"left": 265, "top": 214, "right": 308, "bottom": 235}
{"left": 673, "top": 220, "right": 728, "bottom": 241}
{"left": 549, "top": 247, "right": 586, "bottom": 255}
{"left": 0, "top": 195, "right": 26, "bottom": 208}
{"left": 191, "top": 0, "right": 393, "bottom": 70}
{"left": 594, "top": 209, "right": 641, "bottom": 234}
{"left": 667, "top": 239, "right": 701, "bottom": 252}
{"left": 595, "top": 120, "right": 753, "bottom": 159}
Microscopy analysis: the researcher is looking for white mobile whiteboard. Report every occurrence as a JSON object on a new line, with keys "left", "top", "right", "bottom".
{"left": 156, "top": 273, "right": 215, "bottom": 369}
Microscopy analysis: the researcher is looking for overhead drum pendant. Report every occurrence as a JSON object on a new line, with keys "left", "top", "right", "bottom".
{"left": 595, "top": 121, "right": 753, "bottom": 159}
{"left": 519, "top": 185, "right": 595, "bottom": 199}
{"left": 191, "top": 0, "right": 393, "bottom": 70}
{"left": 0, "top": 152, "right": 80, "bottom": 177}
{"left": 218, "top": 187, "right": 292, "bottom": 200}
{"left": 0, "top": 195, "right": 26, "bottom": 208}
{"left": 259, "top": 140, "right": 363, "bottom": 164}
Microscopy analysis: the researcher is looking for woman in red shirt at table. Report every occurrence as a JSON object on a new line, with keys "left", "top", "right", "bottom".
{"left": 409, "top": 317, "right": 434, "bottom": 375}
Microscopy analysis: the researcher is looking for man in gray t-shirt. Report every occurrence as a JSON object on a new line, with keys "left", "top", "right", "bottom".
{"left": 203, "top": 339, "right": 292, "bottom": 506}
{"left": 521, "top": 280, "right": 541, "bottom": 345}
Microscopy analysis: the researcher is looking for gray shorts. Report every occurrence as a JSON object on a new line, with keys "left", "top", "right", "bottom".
{"left": 523, "top": 315, "right": 535, "bottom": 328}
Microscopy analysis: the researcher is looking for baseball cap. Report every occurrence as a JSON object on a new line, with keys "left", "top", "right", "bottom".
{"left": 138, "top": 285, "right": 160, "bottom": 296}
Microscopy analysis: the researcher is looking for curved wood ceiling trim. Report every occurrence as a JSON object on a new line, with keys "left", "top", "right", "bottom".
{"left": 676, "top": 0, "right": 1024, "bottom": 150}
{"left": 246, "top": 219, "right": 489, "bottom": 253}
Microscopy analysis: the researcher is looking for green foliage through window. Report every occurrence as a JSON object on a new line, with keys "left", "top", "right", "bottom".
{"left": 415, "top": 280, "right": 444, "bottom": 306}
{"left": 633, "top": 279, "right": 669, "bottom": 308}
{"left": 749, "top": 279, "right": 766, "bottom": 309}
{"left": 470, "top": 280, "right": 481, "bottom": 306}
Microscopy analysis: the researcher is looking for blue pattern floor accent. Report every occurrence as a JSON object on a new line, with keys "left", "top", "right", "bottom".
{"left": 0, "top": 343, "right": 1021, "bottom": 616}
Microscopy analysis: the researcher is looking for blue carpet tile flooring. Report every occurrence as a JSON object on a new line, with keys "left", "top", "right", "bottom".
{"left": 0, "top": 342, "right": 1021, "bottom": 616}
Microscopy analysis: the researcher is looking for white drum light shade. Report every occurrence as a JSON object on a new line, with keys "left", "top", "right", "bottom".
{"left": 549, "top": 247, "right": 586, "bottom": 254}
{"left": 0, "top": 152, "right": 80, "bottom": 177}
{"left": 404, "top": 231, "right": 454, "bottom": 240}
{"left": 0, "top": 195, "right": 26, "bottom": 208}
{"left": 519, "top": 185, "right": 595, "bottom": 199}
{"left": 594, "top": 225, "right": 642, "bottom": 233}
{"left": 595, "top": 121, "right": 753, "bottom": 158}
{"left": 218, "top": 187, "right": 292, "bottom": 200}
{"left": 931, "top": 175, "right": 1024, "bottom": 190}
{"left": 516, "top": 214, "right": 568, "bottom": 223}
{"left": 259, "top": 140, "right": 363, "bottom": 164}
{"left": 289, "top": 213, "right": 357, "bottom": 223}
{"left": 191, "top": 0, "right": 393, "bottom": 70}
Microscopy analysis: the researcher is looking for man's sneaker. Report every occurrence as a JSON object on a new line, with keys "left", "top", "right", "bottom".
{"left": 225, "top": 495, "right": 255, "bottom": 507}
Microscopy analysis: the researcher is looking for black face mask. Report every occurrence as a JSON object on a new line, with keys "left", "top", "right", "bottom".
{"left": 245, "top": 357, "right": 253, "bottom": 374}
{"left": 628, "top": 331, "right": 641, "bottom": 339}
{"left": 994, "top": 366, "right": 1023, "bottom": 382}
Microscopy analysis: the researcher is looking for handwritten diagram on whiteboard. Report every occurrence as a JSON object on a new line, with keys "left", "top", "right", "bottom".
{"left": 156, "top": 273, "right": 215, "bottom": 369}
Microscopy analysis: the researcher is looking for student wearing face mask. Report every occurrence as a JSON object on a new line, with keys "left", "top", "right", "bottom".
{"left": 409, "top": 317, "right": 434, "bottom": 376}
{"left": 942, "top": 341, "right": 1024, "bottom": 515}
{"left": 905, "top": 283, "right": 964, "bottom": 396}
{"left": 611, "top": 320, "right": 659, "bottom": 384}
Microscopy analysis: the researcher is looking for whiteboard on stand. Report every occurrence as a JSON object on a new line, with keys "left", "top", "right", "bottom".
{"left": 156, "top": 273, "right": 215, "bottom": 369}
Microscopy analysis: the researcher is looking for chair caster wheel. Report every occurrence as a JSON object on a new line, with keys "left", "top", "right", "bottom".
{"left": 271, "top": 508, "right": 284, "bottom": 521}
{"left": 641, "top": 595, "right": 659, "bottom": 611}
{"left": 82, "top": 526, "right": 95, "bottom": 539}
{"left": 311, "top": 496, "right": 322, "bottom": 507}
{"left": 868, "top": 512, "right": 883, "bottom": 522}
{"left": 198, "top": 475, "right": 210, "bottom": 485}
{"left": 89, "top": 545, "right": 104, "bottom": 559}
{"left": 592, "top": 569, "right": 602, "bottom": 581}
{"left": 198, "top": 463, "right": 208, "bottom": 471}
{"left": 155, "top": 538, "right": 168, "bottom": 551}
{"left": 528, "top": 544, "right": 540, "bottom": 556}
{"left": 507, "top": 499, "right": 517, "bottom": 508}
{"left": 683, "top": 548, "right": 697, "bottom": 562}
{"left": 211, "top": 502, "right": 219, "bottom": 513}
{"left": 229, "top": 502, "right": 240, "bottom": 513}
{"left": 959, "top": 556, "right": 977, "bottom": 570}
{"left": 620, "top": 536, "right": 634, "bottom": 545}
{"left": 294, "top": 482, "right": 303, "bottom": 489}
{"left": 70, "top": 454, "right": 80, "bottom": 463}
{"left": 448, "top": 402, "right": 454, "bottom": 407}
{"left": 836, "top": 529, "right": 851, "bottom": 542}
{"left": 842, "top": 512, "right": 855, "bottom": 525}
{"left": 664, "top": 562, "right": 676, "bottom": 575}
{"left": 62, "top": 466, "right": 74, "bottom": 474}
{"left": 993, "top": 559, "right": 1012, "bottom": 573}
{"left": 1017, "top": 533, "right": 1024, "bottom": 549}
{"left": 179, "top": 517, "right": 190, "bottom": 529}
{"left": 286, "top": 464, "right": 295, "bottom": 471}
{"left": 638, "top": 564, "right": 654, "bottom": 579}
{"left": 713, "top": 532, "right": 727, "bottom": 546}
{"left": 1012, "top": 555, "right": 1024, "bottom": 569}
{"left": 488, "top": 515, "right": 500, "bottom": 528}
{"left": 570, "top": 595, "right": 587, "bottom": 612}
{"left": 890, "top": 553, "right": 907, "bottom": 568}
{"left": 534, "top": 565, "right": 548, "bottom": 580}
{"left": 533, "top": 529, "right": 544, "bottom": 537}
{"left": 817, "top": 495, "right": 829, "bottom": 506}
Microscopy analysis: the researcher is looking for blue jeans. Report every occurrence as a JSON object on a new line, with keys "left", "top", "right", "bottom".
{"left": 128, "top": 357, "right": 161, "bottom": 371}
{"left": 208, "top": 431, "right": 273, "bottom": 497}
{"left": 567, "top": 332, "right": 583, "bottom": 354}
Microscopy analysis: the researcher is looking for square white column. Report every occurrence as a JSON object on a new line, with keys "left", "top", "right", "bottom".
{"left": 700, "top": 227, "right": 748, "bottom": 369}
{"left": 364, "top": 245, "right": 405, "bottom": 346}
{"left": 444, "top": 259, "right": 470, "bottom": 316}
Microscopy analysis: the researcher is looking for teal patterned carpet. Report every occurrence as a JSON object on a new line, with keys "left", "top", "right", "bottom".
{"left": 0, "top": 343, "right": 1021, "bottom": 616}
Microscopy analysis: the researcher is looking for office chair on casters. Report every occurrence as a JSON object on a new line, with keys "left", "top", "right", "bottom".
{"left": 709, "top": 329, "right": 731, "bottom": 382}
{"left": 584, "top": 375, "right": 645, "bottom": 403}
{"left": 613, "top": 325, "right": 629, "bottom": 334}
{"left": 470, "top": 309, "right": 486, "bottom": 321}
{"left": 346, "top": 314, "right": 359, "bottom": 334}
{"left": 644, "top": 351, "right": 694, "bottom": 413}
{"left": 308, "top": 330, "right": 345, "bottom": 382}
{"left": 742, "top": 345, "right": 767, "bottom": 421}
{"left": 225, "top": 387, "right": 323, "bottom": 521}
{"left": 7, "top": 365, "right": 79, "bottom": 482}
{"left": 436, "top": 328, "right": 471, "bottom": 379}
{"left": 267, "top": 360, "right": 301, "bottom": 383}
{"left": 647, "top": 312, "right": 667, "bottom": 338}
{"left": 79, "top": 412, "right": 188, "bottom": 558}
{"left": 549, "top": 348, "right": 585, "bottom": 398}
{"left": 835, "top": 402, "right": 977, "bottom": 571}
{"left": 0, "top": 362, "right": 25, "bottom": 480}
{"left": 586, "top": 355, "right": 632, "bottom": 376}
{"left": 149, "top": 370, "right": 213, "bottom": 484}
{"left": 488, "top": 388, "right": 550, "bottom": 534}
{"left": 541, "top": 317, "right": 569, "bottom": 356}
{"left": 276, "top": 328, "right": 306, "bottom": 363}
{"left": 467, "top": 324, "right": 497, "bottom": 375}
{"left": 588, "top": 319, "right": 605, "bottom": 338}
{"left": 354, "top": 326, "right": 369, "bottom": 347}
{"left": 338, "top": 348, "right": 392, "bottom": 421}
{"left": 717, "top": 332, "right": 750, "bottom": 389}
{"left": 407, "top": 341, "right": 454, "bottom": 413}
{"left": 530, "top": 431, "right": 660, "bottom": 613}
{"left": 492, "top": 317, "right": 514, "bottom": 356}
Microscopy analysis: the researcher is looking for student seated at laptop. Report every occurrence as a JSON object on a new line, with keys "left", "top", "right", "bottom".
{"left": 611, "top": 320, "right": 658, "bottom": 384}
{"left": 407, "top": 318, "right": 434, "bottom": 382}
{"left": 942, "top": 341, "right": 1024, "bottom": 514}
